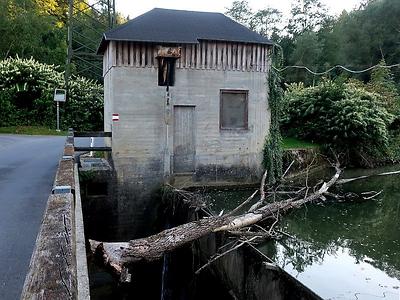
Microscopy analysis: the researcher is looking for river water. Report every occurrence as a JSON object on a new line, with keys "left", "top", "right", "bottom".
{"left": 205, "top": 165, "right": 400, "bottom": 300}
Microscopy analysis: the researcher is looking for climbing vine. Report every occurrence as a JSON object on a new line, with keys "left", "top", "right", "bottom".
{"left": 263, "top": 46, "right": 283, "bottom": 184}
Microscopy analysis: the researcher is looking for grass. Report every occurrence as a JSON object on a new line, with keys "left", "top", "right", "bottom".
{"left": 282, "top": 137, "right": 319, "bottom": 150}
{"left": 0, "top": 126, "right": 67, "bottom": 136}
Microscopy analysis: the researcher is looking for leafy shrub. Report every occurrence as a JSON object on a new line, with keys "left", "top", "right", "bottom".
{"left": 282, "top": 80, "right": 393, "bottom": 166}
{"left": 0, "top": 89, "right": 15, "bottom": 127}
{"left": 62, "top": 76, "right": 103, "bottom": 131}
{"left": 0, "top": 57, "right": 103, "bottom": 130}
{"left": 368, "top": 59, "right": 400, "bottom": 114}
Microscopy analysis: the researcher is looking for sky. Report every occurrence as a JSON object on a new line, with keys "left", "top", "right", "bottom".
{"left": 115, "top": 0, "right": 363, "bottom": 20}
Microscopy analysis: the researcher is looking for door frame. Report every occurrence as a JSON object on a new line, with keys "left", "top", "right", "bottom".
{"left": 172, "top": 104, "right": 196, "bottom": 175}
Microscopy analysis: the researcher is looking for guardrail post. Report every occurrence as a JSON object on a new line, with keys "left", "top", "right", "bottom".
{"left": 67, "top": 128, "right": 74, "bottom": 145}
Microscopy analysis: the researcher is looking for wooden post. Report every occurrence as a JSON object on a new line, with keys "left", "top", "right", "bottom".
{"left": 207, "top": 42, "right": 212, "bottom": 69}
{"left": 242, "top": 44, "right": 247, "bottom": 71}
{"left": 196, "top": 44, "right": 201, "bottom": 69}
{"left": 201, "top": 42, "right": 206, "bottom": 69}
{"left": 141, "top": 45, "right": 146, "bottom": 67}
{"left": 237, "top": 44, "right": 242, "bottom": 71}
{"left": 135, "top": 44, "right": 140, "bottom": 68}
{"left": 217, "top": 43, "right": 222, "bottom": 70}
{"left": 129, "top": 43, "right": 134, "bottom": 66}
{"left": 227, "top": 43, "right": 232, "bottom": 71}
{"left": 212, "top": 42, "right": 217, "bottom": 69}
{"left": 185, "top": 45, "right": 191, "bottom": 68}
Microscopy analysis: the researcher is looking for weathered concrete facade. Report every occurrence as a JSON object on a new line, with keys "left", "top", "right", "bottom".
{"left": 104, "top": 41, "right": 270, "bottom": 185}
{"left": 100, "top": 9, "right": 272, "bottom": 236}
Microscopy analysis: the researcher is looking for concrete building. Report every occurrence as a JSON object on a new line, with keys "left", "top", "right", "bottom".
{"left": 97, "top": 8, "right": 273, "bottom": 237}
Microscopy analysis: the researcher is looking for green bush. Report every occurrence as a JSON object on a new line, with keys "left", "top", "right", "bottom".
{"left": 62, "top": 76, "right": 103, "bottom": 131}
{"left": 0, "top": 89, "right": 15, "bottom": 127}
{"left": 0, "top": 57, "right": 103, "bottom": 130}
{"left": 282, "top": 80, "right": 393, "bottom": 166}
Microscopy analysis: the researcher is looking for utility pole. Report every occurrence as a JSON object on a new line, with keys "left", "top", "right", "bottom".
{"left": 66, "top": 0, "right": 73, "bottom": 95}
{"left": 65, "top": 0, "right": 116, "bottom": 87}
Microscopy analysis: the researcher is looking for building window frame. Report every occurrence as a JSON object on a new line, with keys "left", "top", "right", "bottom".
{"left": 219, "top": 89, "right": 249, "bottom": 131}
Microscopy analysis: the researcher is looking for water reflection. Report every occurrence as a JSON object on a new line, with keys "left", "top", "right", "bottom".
{"left": 260, "top": 165, "right": 400, "bottom": 299}
{"left": 205, "top": 165, "right": 400, "bottom": 299}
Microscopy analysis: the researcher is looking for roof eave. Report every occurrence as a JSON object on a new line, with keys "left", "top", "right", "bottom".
{"left": 96, "top": 35, "right": 107, "bottom": 55}
{"left": 97, "top": 36, "right": 273, "bottom": 54}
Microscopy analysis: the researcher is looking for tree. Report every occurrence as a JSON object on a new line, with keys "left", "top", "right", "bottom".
{"left": 286, "top": 0, "right": 331, "bottom": 36}
{"left": 250, "top": 8, "right": 282, "bottom": 39}
{"left": 286, "top": 31, "right": 322, "bottom": 84}
{"left": 368, "top": 59, "right": 400, "bottom": 113}
{"left": 0, "top": 57, "right": 103, "bottom": 130}
{"left": 225, "top": 1, "right": 282, "bottom": 39}
{"left": 225, "top": 0, "right": 253, "bottom": 27}
{"left": 281, "top": 80, "right": 393, "bottom": 166}
{"left": 0, "top": 0, "right": 66, "bottom": 66}
{"left": 90, "top": 165, "right": 343, "bottom": 280}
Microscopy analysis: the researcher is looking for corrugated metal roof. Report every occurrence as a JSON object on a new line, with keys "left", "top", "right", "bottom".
{"left": 97, "top": 8, "right": 273, "bottom": 54}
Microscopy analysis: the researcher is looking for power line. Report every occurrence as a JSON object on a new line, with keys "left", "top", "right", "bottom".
{"left": 66, "top": 0, "right": 116, "bottom": 83}
{"left": 273, "top": 62, "right": 400, "bottom": 75}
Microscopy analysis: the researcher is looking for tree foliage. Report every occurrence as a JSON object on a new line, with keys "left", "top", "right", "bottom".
{"left": 225, "top": 0, "right": 283, "bottom": 39}
{"left": 0, "top": 0, "right": 124, "bottom": 81}
{"left": 287, "top": 0, "right": 330, "bottom": 36}
{"left": 226, "top": 0, "right": 400, "bottom": 85}
{"left": 0, "top": 0, "right": 66, "bottom": 66}
{"left": 368, "top": 59, "right": 400, "bottom": 114}
{"left": 0, "top": 57, "right": 103, "bottom": 130}
{"left": 282, "top": 81, "right": 393, "bottom": 165}
{"left": 225, "top": 0, "right": 400, "bottom": 166}
{"left": 63, "top": 75, "right": 103, "bottom": 130}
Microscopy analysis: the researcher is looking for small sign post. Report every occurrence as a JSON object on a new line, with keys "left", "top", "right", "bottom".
{"left": 54, "top": 89, "right": 66, "bottom": 132}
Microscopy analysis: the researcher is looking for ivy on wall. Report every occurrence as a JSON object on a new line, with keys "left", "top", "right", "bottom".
{"left": 263, "top": 46, "right": 283, "bottom": 184}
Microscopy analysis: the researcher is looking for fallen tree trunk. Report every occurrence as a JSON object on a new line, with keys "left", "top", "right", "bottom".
{"left": 90, "top": 165, "right": 341, "bottom": 278}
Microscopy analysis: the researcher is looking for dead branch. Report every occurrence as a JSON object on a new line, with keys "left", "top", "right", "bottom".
{"left": 228, "top": 230, "right": 274, "bottom": 240}
{"left": 248, "top": 170, "right": 268, "bottom": 212}
{"left": 195, "top": 236, "right": 259, "bottom": 275}
{"left": 282, "top": 160, "right": 295, "bottom": 178}
{"left": 227, "top": 189, "right": 258, "bottom": 216}
{"left": 89, "top": 165, "right": 342, "bottom": 280}
{"left": 362, "top": 190, "right": 382, "bottom": 200}
{"left": 337, "top": 170, "right": 400, "bottom": 184}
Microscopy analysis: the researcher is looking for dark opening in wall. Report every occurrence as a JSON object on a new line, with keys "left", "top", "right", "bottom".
{"left": 86, "top": 182, "right": 108, "bottom": 196}
{"left": 158, "top": 57, "right": 176, "bottom": 86}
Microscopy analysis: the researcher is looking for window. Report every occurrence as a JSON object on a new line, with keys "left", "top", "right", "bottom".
{"left": 158, "top": 57, "right": 176, "bottom": 86}
{"left": 220, "top": 90, "right": 248, "bottom": 130}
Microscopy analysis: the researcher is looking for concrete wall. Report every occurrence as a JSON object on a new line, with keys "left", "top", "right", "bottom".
{"left": 106, "top": 64, "right": 270, "bottom": 180}
{"left": 21, "top": 133, "right": 90, "bottom": 300}
{"left": 196, "top": 233, "right": 322, "bottom": 300}
{"left": 103, "top": 42, "right": 270, "bottom": 237}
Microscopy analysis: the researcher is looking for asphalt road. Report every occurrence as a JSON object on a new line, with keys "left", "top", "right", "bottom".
{"left": 0, "top": 134, "right": 65, "bottom": 300}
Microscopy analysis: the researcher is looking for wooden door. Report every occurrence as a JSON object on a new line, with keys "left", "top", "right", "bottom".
{"left": 173, "top": 106, "right": 195, "bottom": 173}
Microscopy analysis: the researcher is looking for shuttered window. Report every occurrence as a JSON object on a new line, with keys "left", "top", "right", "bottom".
{"left": 220, "top": 90, "right": 248, "bottom": 130}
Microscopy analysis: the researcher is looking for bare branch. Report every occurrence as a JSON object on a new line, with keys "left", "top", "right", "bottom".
{"left": 337, "top": 170, "right": 400, "bottom": 184}
{"left": 195, "top": 236, "right": 259, "bottom": 275}
{"left": 248, "top": 169, "right": 268, "bottom": 212}
{"left": 228, "top": 189, "right": 258, "bottom": 216}
{"left": 282, "top": 160, "right": 295, "bottom": 178}
{"left": 89, "top": 165, "right": 343, "bottom": 280}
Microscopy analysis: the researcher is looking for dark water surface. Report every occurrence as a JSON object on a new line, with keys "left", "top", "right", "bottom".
{"left": 206, "top": 165, "right": 400, "bottom": 300}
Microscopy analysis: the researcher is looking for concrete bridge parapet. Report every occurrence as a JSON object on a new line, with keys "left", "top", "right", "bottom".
{"left": 21, "top": 130, "right": 90, "bottom": 300}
